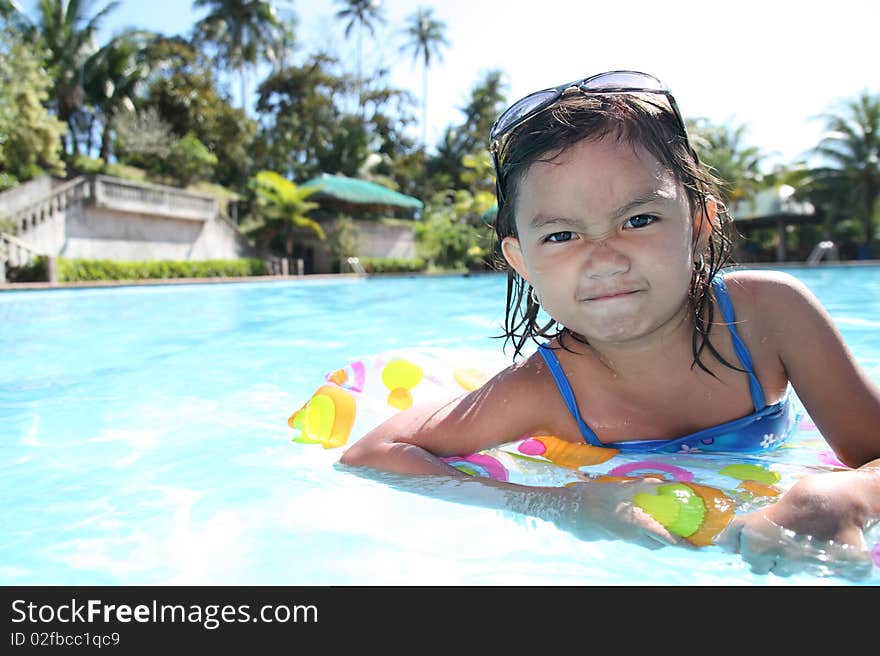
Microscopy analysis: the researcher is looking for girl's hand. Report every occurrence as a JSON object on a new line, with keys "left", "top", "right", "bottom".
{"left": 562, "top": 479, "right": 688, "bottom": 549}
{"left": 715, "top": 470, "right": 877, "bottom": 579}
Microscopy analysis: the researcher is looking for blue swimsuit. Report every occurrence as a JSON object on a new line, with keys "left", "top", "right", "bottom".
{"left": 538, "top": 276, "right": 799, "bottom": 454}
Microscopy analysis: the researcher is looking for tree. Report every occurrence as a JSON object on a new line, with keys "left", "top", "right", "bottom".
{"left": 82, "top": 29, "right": 160, "bottom": 161}
{"left": 193, "top": 0, "right": 287, "bottom": 117}
{"left": 145, "top": 46, "right": 256, "bottom": 190}
{"left": 687, "top": 118, "right": 766, "bottom": 206}
{"left": 0, "top": 25, "right": 67, "bottom": 188}
{"left": 0, "top": 0, "right": 28, "bottom": 31}
{"left": 811, "top": 91, "right": 880, "bottom": 251}
{"left": 253, "top": 54, "right": 413, "bottom": 182}
{"left": 333, "top": 0, "right": 385, "bottom": 113}
{"left": 28, "top": 0, "right": 120, "bottom": 156}
{"left": 430, "top": 70, "right": 505, "bottom": 191}
{"left": 399, "top": 6, "right": 449, "bottom": 149}
{"left": 241, "top": 170, "right": 324, "bottom": 260}
{"left": 253, "top": 54, "right": 350, "bottom": 180}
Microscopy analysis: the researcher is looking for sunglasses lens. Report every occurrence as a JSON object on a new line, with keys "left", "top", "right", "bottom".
{"left": 583, "top": 71, "right": 664, "bottom": 91}
{"left": 491, "top": 89, "right": 560, "bottom": 140}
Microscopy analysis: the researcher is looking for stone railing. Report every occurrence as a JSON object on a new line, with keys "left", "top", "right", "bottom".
{"left": 0, "top": 232, "right": 47, "bottom": 282}
{"left": 2, "top": 176, "right": 91, "bottom": 237}
{"left": 93, "top": 175, "right": 217, "bottom": 222}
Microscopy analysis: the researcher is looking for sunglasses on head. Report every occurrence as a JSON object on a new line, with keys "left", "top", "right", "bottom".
{"left": 489, "top": 70, "right": 697, "bottom": 202}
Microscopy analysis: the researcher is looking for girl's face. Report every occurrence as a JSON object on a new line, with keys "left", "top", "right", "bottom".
{"left": 501, "top": 136, "right": 700, "bottom": 346}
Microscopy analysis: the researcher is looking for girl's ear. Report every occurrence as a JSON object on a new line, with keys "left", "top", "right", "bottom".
{"left": 693, "top": 196, "right": 717, "bottom": 248}
{"left": 501, "top": 236, "right": 531, "bottom": 283}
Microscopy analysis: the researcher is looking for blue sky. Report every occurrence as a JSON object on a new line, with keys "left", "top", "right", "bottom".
{"left": 20, "top": 0, "right": 880, "bottom": 169}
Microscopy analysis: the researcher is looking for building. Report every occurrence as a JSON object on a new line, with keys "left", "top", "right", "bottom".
{"left": 730, "top": 185, "right": 821, "bottom": 262}
{"left": 0, "top": 175, "right": 254, "bottom": 281}
{"left": 297, "top": 173, "right": 424, "bottom": 274}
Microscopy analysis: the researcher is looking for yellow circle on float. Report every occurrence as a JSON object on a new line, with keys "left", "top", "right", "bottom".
{"left": 381, "top": 359, "right": 423, "bottom": 392}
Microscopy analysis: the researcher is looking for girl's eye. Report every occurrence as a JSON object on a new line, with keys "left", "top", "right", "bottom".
{"left": 625, "top": 215, "right": 658, "bottom": 229}
{"left": 545, "top": 231, "right": 575, "bottom": 243}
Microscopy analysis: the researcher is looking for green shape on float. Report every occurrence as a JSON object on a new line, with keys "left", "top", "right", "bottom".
{"left": 633, "top": 483, "right": 706, "bottom": 538}
{"left": 719, "top": 463, "right": 781, "bottom": 485}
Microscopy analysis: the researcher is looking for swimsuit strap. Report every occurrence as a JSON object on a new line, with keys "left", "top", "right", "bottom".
{"left": 711, "top": 276, "right": 767, "bottom": 411}
{"left": 537, "top": 344, "right": 604, "bottom": 446}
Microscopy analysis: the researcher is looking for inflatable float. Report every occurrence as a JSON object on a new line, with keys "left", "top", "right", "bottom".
{"left": 289, "top": 348, "right": 880, "bottom": 562}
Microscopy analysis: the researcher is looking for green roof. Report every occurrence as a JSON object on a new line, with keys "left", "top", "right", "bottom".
{"left": 303, "top": 174, "right": 423, "bottom": 210}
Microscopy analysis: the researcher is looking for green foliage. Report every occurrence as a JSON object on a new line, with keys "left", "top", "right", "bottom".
{"left": 104, "top": 162, "right": 148, "bottom": 182}
{"left": 146, "top": 66, "right": 256, "bottom": 190}
{"left": 193, "top": 0, "right": 286, "bottom": 72}
{"left": 241, "top": 171, "right": 323, "bottom": 257}
{"left": 0, "top": 216, "right": 18, "bottom": 234}
{"left": 30, "top": 0, "right": 121, "bottom": 155}
{"left": 399, "top": 6, "right": 449, "bottom": 147}
{"left": 83, "top": 29, "right": 161, "bottom": 160}
{"left": 325, "top": 216, "right": 362, "bottom": 261}
{"left": 5, "top": 255, "right": 49, "bottom": 282}
{"left": 415, "top": 192, "right": 494, "bottom": 270}
{"left": 166, "top": 133, "right": 218, "bottom": 186}
{"left": 431, "top": 71, "right": 505, "bottom": 191}
{"left": 687, "top": 118, "right": 766, "bottom": 205}
{"left": 809, "top": 91, "right": 880, "bottom": 247}
{"left": 0, "top": 26, "right": 67, "bottom": 183}
{"left": 56, "top": 257, "right": 267, "bottom": 282}
{"left": 72, "top": 154, "right": 106, "bottom": 175}
{"left": 0, "top": 173, "right": 19, "bottom": 192}
{"left": 252, "top": 54, "right": 411, "bottom": 181}
{"left": 359, "top": 257, "right": 426, "bottom": 273}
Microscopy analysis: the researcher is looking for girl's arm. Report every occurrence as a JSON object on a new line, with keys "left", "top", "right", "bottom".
{"left": 759, "top": 271, "right": 880, "bottom": 468}
{"left": 340, "top": 356, "right": 554, "bottom": 474}
{"left": 339, "top": 357, "right": 682, "bottom": 546}
{"left": 718, "top": 272, "right": 880, "bottom": 577}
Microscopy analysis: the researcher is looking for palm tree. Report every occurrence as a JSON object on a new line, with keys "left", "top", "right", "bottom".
{"left": 399, "top": 6, "right": 449, "bottom": 149}
{"left": 687, "top": 118, "right": 766, "bottom": 206}
{"left": 333, "top": 0, "right": 385, "bottom": 112}
{"left": 242, "top": 170, "right": 324, "bottom": 263}
{"left": 82, "top": 30, "right": 159, "bottom": 161}
{"left": 193, "top": 0, "right": 286, "bottom": 117}
{"left": 0, "top": 0, "right": 26, "bottom": 27}
{"left": 812, "top": 91, "right": 880, "bottom": 252}
{"left": 29, "top": 0, "right": 121, "bottom": 156}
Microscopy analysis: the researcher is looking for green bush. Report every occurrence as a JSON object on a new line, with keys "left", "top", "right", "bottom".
{"left": 56, "top": 257, "right": 268, "bottom": 282}
{"left": 166, "top": 133, "right": 217, "bottom": 186}
{"left": 104, "top": 163, "right": 148, "bottom": 182}
{"left": 359, "top": 257, "right": 426, "bottom": 274}
{"left": 72, "top": 155, "right": 105, "bottom": 175}
{"left": 6, "top": 255, "right": 48, "bottom": 282}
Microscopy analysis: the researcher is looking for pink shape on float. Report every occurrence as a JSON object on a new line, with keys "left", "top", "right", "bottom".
{"left": 442, "top": 454, "right": 509, "bottom": 482}
{"left": 608, "top": 460, "right": 694, "bottom": 482}
{"left": 518, "top": 438, "right": 547, "bottom": 456}
{"left": 818, "top": 451, "right": 850, "bottom": 468}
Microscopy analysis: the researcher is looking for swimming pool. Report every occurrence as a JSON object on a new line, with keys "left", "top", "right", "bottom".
{"left": 2, "top": 266, "right": 878, "bottom": 585}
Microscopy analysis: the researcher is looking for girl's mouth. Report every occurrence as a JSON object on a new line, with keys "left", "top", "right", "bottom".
{"left": 584, "top": 289, "right": 641, "bottom": 302}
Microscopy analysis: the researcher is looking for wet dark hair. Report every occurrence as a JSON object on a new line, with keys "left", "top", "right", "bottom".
{"left": 491, "top": 92, "right": 739, "bottom": 376}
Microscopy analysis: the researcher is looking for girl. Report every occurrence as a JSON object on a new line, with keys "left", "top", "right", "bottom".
{"left": 340, "top": 71, "right": 880, "bottom": 575}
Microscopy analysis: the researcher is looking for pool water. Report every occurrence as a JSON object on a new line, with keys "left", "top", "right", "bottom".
{"left": 1, "top": 267, "right": 879, "bottom": 585}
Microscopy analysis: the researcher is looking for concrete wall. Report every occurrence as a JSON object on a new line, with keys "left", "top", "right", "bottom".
{"left": 355, "top": 219, "right": 416, "bottom": 259}
{"left": 61, "top": 207, "right": 253, "bottom": 261}
{"left": 4, "top": 176, "right": 254, "bottom": 262}
{"left": 309, "top": 218, "right": 417, "bottom": 273}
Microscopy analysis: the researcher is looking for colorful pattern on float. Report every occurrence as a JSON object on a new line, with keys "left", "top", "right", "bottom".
{"left": 289, "top": 349, "right": 879, "bottom": 561}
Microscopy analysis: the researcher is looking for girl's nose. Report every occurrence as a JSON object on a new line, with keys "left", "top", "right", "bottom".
{"left": 584, "top": 240, "right": 630, "bottom": 279}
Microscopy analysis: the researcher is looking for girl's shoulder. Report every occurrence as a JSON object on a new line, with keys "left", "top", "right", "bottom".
{"left": 720, "top": 269, "right": 814, "bottom": 318}
{"left": 719, "top": 268, "right": 827, "bottom": 345}
{"left": 477, "top": 347, "right": 585, "bottom": 441}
